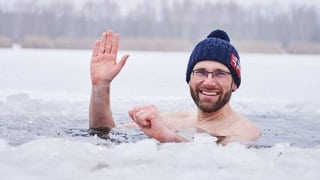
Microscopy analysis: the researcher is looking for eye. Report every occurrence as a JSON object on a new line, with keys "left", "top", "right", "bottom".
{"left": 213, "top": 71, "right": 230, "bottom": 78}
{"left": 195, "top": 70, "right": 207, "bottom": 76}
{"left": 215, "top": 71, "right": 226, "bottom": 77}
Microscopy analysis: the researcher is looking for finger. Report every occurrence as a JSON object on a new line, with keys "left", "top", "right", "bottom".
{"left": 140, "top": 121, "right": 151, "bottom": 128}
{"left": 117, "top": 55, "right": 129, "bottom": 70}
{"left": 128, "top": 110, "right": 135, "bottom": 120}
{"left": 134, "top": 109, "right": 145, "bottom": 117}
{"left": 131, "top": 105, "right": 155, "bottom": 115}
{"left": 140, "top": 105, "right": 157, "bottom": 113}
{"left": 91, "top": 40, "right": 100, "bottom": 59}
{"left": 130, "top": 106, "right": 150, "bottom": 118}
{"left": 140, "top": 118, "right": 151, "bottom": 128}
{"left": 128, "top": 106, "right": 145, "bottom": 120}
{"left": 99, "top": 32, "right": 107, "bottom": 54}
{"left": 133, "top": 111, "right": 151, "bottom": 128}
{"left": 111, "top": 33, "right": 119, "bottom": 56}
{"left": 132, "top": 105, "right": 146, "bottom": 112}
{"left": 105, "top": 30, "right": 113, "bottom": 54}
{"left": 128, "top": 108, "right": 143, "bottom": 122}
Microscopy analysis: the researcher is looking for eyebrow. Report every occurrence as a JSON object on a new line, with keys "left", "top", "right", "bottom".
{"left": 193, "top": 67, "right": 229, "bottom": 72}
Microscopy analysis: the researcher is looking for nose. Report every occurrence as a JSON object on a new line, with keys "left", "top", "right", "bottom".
{"left": 202, "top": 73, "right": 218, "bottom": 85}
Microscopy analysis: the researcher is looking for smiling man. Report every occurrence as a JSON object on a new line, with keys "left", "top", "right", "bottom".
{"left": 89, "top": 29, "right": 261, "bottom": 145}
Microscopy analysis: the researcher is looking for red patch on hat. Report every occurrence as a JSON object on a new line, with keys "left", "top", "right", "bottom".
{"left": 230, "top": 53, "right": 241, "bottom": 77}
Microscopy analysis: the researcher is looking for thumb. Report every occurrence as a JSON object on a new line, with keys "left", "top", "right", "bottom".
{"left": 128, "top": 110, "right": 135, "bottom": 121}
{"left": 117, "top": 54, "right": 129, "bottom": 70}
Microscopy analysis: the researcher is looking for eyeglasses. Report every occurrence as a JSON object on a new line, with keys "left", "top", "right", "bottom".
{"left": 192, "top": 69, "right": 231, "bottom": 82}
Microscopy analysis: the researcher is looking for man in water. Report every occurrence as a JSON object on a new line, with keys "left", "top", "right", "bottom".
{"left": 89, "top": 29, "right": 260, "bottom": 145}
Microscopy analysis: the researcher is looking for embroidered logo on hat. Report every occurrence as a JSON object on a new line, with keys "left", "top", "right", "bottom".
{"left": 230, "top": 53, "right": 241, "bottom": 78}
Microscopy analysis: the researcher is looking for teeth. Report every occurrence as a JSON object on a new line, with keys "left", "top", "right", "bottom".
{"left": 201, "top": 91, "right": 218, "bottom": 96}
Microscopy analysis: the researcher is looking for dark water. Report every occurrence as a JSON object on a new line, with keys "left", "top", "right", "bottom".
{"left": 1, "top": 108, "right": 319, "bottom": 148}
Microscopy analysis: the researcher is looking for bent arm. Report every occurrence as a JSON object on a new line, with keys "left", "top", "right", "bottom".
{"left": 156, "top": 130, "right": 189, "bottom": 143}
{"left": 128, "top": 105, "right": 190, "bottom": 143}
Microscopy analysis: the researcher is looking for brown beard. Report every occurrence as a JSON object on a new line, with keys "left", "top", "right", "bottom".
{"left": 189, "top": 86, "right": 232, "bottom": 113}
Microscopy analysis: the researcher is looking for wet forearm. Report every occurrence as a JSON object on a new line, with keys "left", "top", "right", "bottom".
{"left": 157, "top": 131, "right": 190, "bottom": 143}
{"left": 89, "top": 84, "right": 115, "bottom": 128}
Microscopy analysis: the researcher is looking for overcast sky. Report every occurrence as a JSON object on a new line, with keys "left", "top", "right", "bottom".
{"left": 1, "top": 0, "right": 319, "bottom": 15}
{"left": 1, "top": 0, "right": 318, "bottom": 8}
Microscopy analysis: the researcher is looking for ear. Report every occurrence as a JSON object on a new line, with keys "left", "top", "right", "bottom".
{"left": 231, "top": 82, "right": 238, "bottom": 92}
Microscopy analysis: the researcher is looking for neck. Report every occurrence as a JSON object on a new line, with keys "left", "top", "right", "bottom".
{"left": 197, "top": 103, "right": 233, "bottom": 123}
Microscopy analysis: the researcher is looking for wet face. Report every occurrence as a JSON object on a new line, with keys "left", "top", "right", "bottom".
{"left": 189, "top": 61, "right": 237, "bottom": 113}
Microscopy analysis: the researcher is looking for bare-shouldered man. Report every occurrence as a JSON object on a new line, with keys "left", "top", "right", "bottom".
{"left": 89, "top": 29, "right": 261, "bottom": 145}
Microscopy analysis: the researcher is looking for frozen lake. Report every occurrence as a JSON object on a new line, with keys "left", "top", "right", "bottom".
{"left": 0, "top": 48, "right": 319, "bottom": 179}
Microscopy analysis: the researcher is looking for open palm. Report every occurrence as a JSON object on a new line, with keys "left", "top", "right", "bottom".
{"left": 90, "top": 30, "right": 129, "bottom": 85}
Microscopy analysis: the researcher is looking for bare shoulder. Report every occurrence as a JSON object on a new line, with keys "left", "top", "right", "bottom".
{"left": 161, "top": 111, "right": 197, "bottom": 130}
{"left": 235, "top": 115, "right": 261, "bottom": 140}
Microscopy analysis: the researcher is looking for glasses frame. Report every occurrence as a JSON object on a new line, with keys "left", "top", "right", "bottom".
{"left": 191, "top": 69, "right": 231, "bottom": 82}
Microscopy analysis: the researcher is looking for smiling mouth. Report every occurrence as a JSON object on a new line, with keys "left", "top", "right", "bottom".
{"left": 200, "top": 90, "right": 219, "bottom": 96}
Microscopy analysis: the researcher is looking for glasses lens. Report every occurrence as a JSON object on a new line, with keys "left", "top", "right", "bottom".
{"left": 193, "top": 70, "right": 230, "bottom": 82}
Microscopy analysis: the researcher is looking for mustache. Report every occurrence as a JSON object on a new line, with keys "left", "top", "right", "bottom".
{"left": 189, "top": 86, "right": 232, "bottom": 113}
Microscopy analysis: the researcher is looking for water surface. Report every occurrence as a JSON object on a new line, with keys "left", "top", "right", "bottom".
{"left": 0, "top": 48, "right": 319, "bottom": 179}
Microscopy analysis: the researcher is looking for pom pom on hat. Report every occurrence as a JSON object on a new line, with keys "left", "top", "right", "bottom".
{"left": 207, "top": 29, "right": 230, "bottom": 42}
{"left": 186, "top": 29, "right": 241, "bottom": 88}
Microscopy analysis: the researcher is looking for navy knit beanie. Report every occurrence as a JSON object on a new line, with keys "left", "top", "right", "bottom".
{"left": 186, "top": 29, "right": 241, "bottom": 88}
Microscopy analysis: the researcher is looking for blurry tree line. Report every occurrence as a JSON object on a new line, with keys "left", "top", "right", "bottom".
{"left": 0, "top": 0, "right": 319, "bottom": 51}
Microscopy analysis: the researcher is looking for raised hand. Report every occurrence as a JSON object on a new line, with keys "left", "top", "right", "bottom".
{"left": 89, "top": 30, "right": 129, "bottom": 129}
{"left": 90, "top": 30, "right": 129, "bottom": 85}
